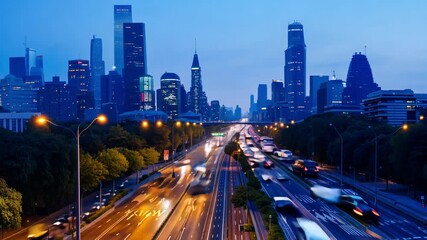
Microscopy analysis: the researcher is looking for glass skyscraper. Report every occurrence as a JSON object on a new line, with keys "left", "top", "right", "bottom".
{"left": 309, "top": 75, "right": 329, "bottom": 113}
{"left": 284, "top": 21, "right": 306, "bottom": 121}
{"left": 342, "top": 52, "right": 380, "bottom": 107}
{"left": 123, "top": 22, "right": 147, "bottom": 112}
{"left": 159, "top": 72, "right": 181, "bottom": 120}
{"left": 114, "top": 5, "right": 132, "bottom": 74}
{"left": 190, "top": 51, "right": 202, "bottom": 113}
{"left": 68, "top": 60, "right": 93, "bottom": 121}
{"left": 90, "top": 36, "right": 105, "bottom": 110}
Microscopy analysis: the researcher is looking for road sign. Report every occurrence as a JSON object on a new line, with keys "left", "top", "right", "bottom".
{"left": 164, "top": 150, "right": 169, "bottom": 161}
{"left": 211, "top": 132, "right": 225, "bottom": 137}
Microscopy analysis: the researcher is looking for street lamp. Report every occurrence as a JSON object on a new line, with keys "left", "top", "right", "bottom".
{"left": 171, "top": 121, "right": 181, "bottom": 177}
{"left": 36, "top": 114, "right": 107, "bottom": 240}
{"left": 329, "top": 123, "right": 343, "bottom": 189}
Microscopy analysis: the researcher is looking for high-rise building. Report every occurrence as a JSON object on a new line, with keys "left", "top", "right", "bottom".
{"left": 234, "top": 105, "right": 242, "bottom": 120}
{"left": 271, "top": 80, "right": 284, "bottom": 104}
{"left": 284, "top": 21, "right": 306, "bottom": 121}
{"left": 25, "top": 48, "right": 36, "bottom": 76}
{"left": 114, "top": 5, "right": 132, "bottom": 74}
{"left": 189, "top": 50, "right": 203, "bottom": 114}
{"left": 0, "top": 75, "right": 38, "bottom": 112}
{"left": 257, "top": 84, "right": 268, "bottom": 111}
{"left": 210, "top": 100, "right": 220, "bottom": 121}
{"left": 342, "top": 52, "right": 380, "bottom": 107}
{"left": 180, "top": 84, "right": 188, "bottom": 114}
{"left": 309, "top": 75, "right": 329, "bottom": 113}
{"left": 159, "top": 72, "right": 181, "bottom": 120}
{"left": 38, "top": 76, "right": 75, "bottom": 122}
{"left": 363, "top": 89, "right": 417, "bottom": 126}
{"left": 100, "top": 70, "right": 125, "bottom": 113}
{"left": 317, "top": 79, "right": 344, "bottom": 114}
{"left": 9, "top": 57, "right": 26, "bottom": 78}
{"left": 140, "top": 75, "right": 155, "bottom": 110}
{"left": 123, "top": 22, "right": 147, "bottom": 112}
{"left": 68, "top": 60, "right": 94, "bottom": 121}
{"left": 90, "top": 36, "right": 105, "bottom": 110}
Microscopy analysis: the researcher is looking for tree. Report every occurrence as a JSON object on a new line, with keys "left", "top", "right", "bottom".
{"left": 0, "top": 178, "right": 22, "bottom": 228}
{"left": 97, "top": 149, "right": 128, "bottom": 180}
{"left": 231, "top": 186, "right": 247, "bottom": 208}
{"left": 80, "top": 153, "right": 108, "bottom": 192}
{"left": 97, "top": 148, "right": 128, "bottom": 194}
{"left": 139, "top": 147, "right": 160, "bottom": 172}
{"left": 120, "top": 148, "right": 145, "bottom": 174}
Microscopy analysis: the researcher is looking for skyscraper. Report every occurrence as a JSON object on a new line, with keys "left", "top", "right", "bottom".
{"left": 0, "top": 75, "right": 38, "bottom": 113}
{"left": 284, "top": 21, "right": 306, "bottom": 121}
{"left": 140, "top": 75, "right": 155, "bottom": 110}
{"left": 114, "top": 5, "right": 132, "bottom": 74}
{"left": 100, "top": 70, "right": 125, "bottom": 113}
{"left": 257, "top": 84, "right": 268, "bottom": 111}
{"left": 9, "top": 57, "right": 26, "bottom": 78}
{"left": 210, "top": 100, "right": 220, "bottom": 121}
{"left": 317, "top": 79, "right": 344, "bottom": 114}
{"left": 189, "top": 50, "right": 203, "bottom": 114}
{"left": 68, "top": 60, "right": 93, "bottom": 121}
{"left": 123, "top": 22, "right": 147, "bottom": 112}
{"left": 271, "top": 80, "right": 284, "bottom": 104}
{"left": 25, "top": 48, "right": 36, "bottom": 76}
{"left": 38, "top": 76, "right": 75, "bottom": 122}
{"left": 342, "top": 52, "right": 380, "bottom": 107}
{"left": 180, "top": 84, "right": 188, "bottom": 114}
{"left": 159, "top": 72, "right": 181, "bottom": 120}
{"left": 90, "top": 36, "right": 105, "bottom": 110}
{"left": 309, "top": 75, "right": 329, "bottom": 113}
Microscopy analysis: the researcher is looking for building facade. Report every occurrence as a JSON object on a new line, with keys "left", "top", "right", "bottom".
{"left": 123, "top": 22, "right": 147, "bottom": 112}
{"left": 342, "top": 52, "right": 380, "bottom": 107}
{"left": 284, "top": 22, "right": 306, "bottom": 121}
{"left": 114, "top": 5, "right": 132, "bottom": 74}
{"left": 90, "top": 36, "right": 105, "bottom": 110}
{"left": 140, "top": 75, "right": 155, "bottom": 110}
{"left": 68, "top": 60, "right": 94, "bottom": 121}
{"left": 159, "top": 72, "right": 181, "bottom": 120}
{"left": 309, "top": 75, "right": 328, "bottom": 113}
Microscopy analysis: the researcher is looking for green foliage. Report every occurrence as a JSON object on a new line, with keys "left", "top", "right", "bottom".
{"left": 139, "top": 147, "right": 160, "bottom": 166}
{"left": 97, "top": 148, "right": 128, "bottom": 180}
{"left": 119, "top": 148, "right": 145, "bottom": 174}
{"left": 0, "top": 178, "right": 22, "bottom": 228}
{"left": 231, "top": 186, "right": 247, "bottom": 208}
{"left": 105, "top": 125, "right": 146, "bottom": 150}
{"left": 80, "top": 153, "right": 108, "bottom": 192}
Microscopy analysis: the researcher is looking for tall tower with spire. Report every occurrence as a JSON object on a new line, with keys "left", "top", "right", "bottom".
{"left": 189, "top": 42, "right": 205, "bottom": 115}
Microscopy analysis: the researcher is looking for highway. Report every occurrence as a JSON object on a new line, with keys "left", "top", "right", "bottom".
{"left": 81, "top": 138, "right": 214, "bottom": 240}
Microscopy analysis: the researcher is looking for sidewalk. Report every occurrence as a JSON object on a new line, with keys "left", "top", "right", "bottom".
{"left": 321, "top": 166, "right": 427, "bottom": 224}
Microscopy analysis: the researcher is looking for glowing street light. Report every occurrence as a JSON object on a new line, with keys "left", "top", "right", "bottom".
{"left": 35, "top": 114, "right": 107, "bottom": 240}
{"left": 141, "top": 120, "right": 149, "bottom": 128}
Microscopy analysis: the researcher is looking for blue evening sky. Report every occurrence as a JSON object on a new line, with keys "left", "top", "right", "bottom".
{"left": 1, "top": 0, "right": 426, "bottom": 112}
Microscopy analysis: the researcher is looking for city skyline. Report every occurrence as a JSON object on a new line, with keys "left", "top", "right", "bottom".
{"left": 1, "top": 1, "right": 427, "bottom": 112}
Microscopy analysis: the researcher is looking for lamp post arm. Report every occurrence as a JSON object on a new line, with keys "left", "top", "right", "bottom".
{"left": 45, "top": 120, "right": 77, "bottom": 139}
{"left": 79, "top": 117, "right": 100, "bottom": 136}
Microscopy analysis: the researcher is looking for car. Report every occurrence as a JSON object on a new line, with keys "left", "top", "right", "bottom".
{"left": 292, "top": 159, "right": 319, "bottom": 177}
{"left": 338, "top": 195, "right": 380, "bottom": 223}
{"left": 261, "top": 174, "right": 273, "bottom": 182}
{"left": 274, "top": 149, "right": 293, "bottom": 158}
{"left": 309, "top": 185, "right": 342, "bottom": 203}
{"left": 261, "top": 144, "right": 276, "bottom": 153}
{"left": 273, "top": 197, "right": 302, "bottom": 217}
{"left": 294, "top": 218, "right": 330, "bottom": 240}
{"left": 276, "top": 173, "right": 289, "bottom": 181}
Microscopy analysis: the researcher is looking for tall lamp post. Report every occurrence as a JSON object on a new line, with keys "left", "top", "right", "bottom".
{"left": 329, "top": 123, "right": 343, "bottom": 189}
{"left": 171, "top": 121, "right": 181, "bottom": 177}
{"left": 36, "top": 114, "right": 107, "bottom": 240}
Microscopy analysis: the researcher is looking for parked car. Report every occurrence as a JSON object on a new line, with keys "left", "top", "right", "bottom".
{"left": 338, "top": 195, "right": 380, "bottom": 223}
{"left": 292, "top": 159, "right": 319, "bottom": 177}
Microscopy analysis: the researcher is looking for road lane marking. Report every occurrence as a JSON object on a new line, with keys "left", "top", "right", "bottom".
{"left": 106, "top": 219, "right": 111, "bottom": 223}
{"left": 124, "top": 233, "right": 131, "bottom": 240}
